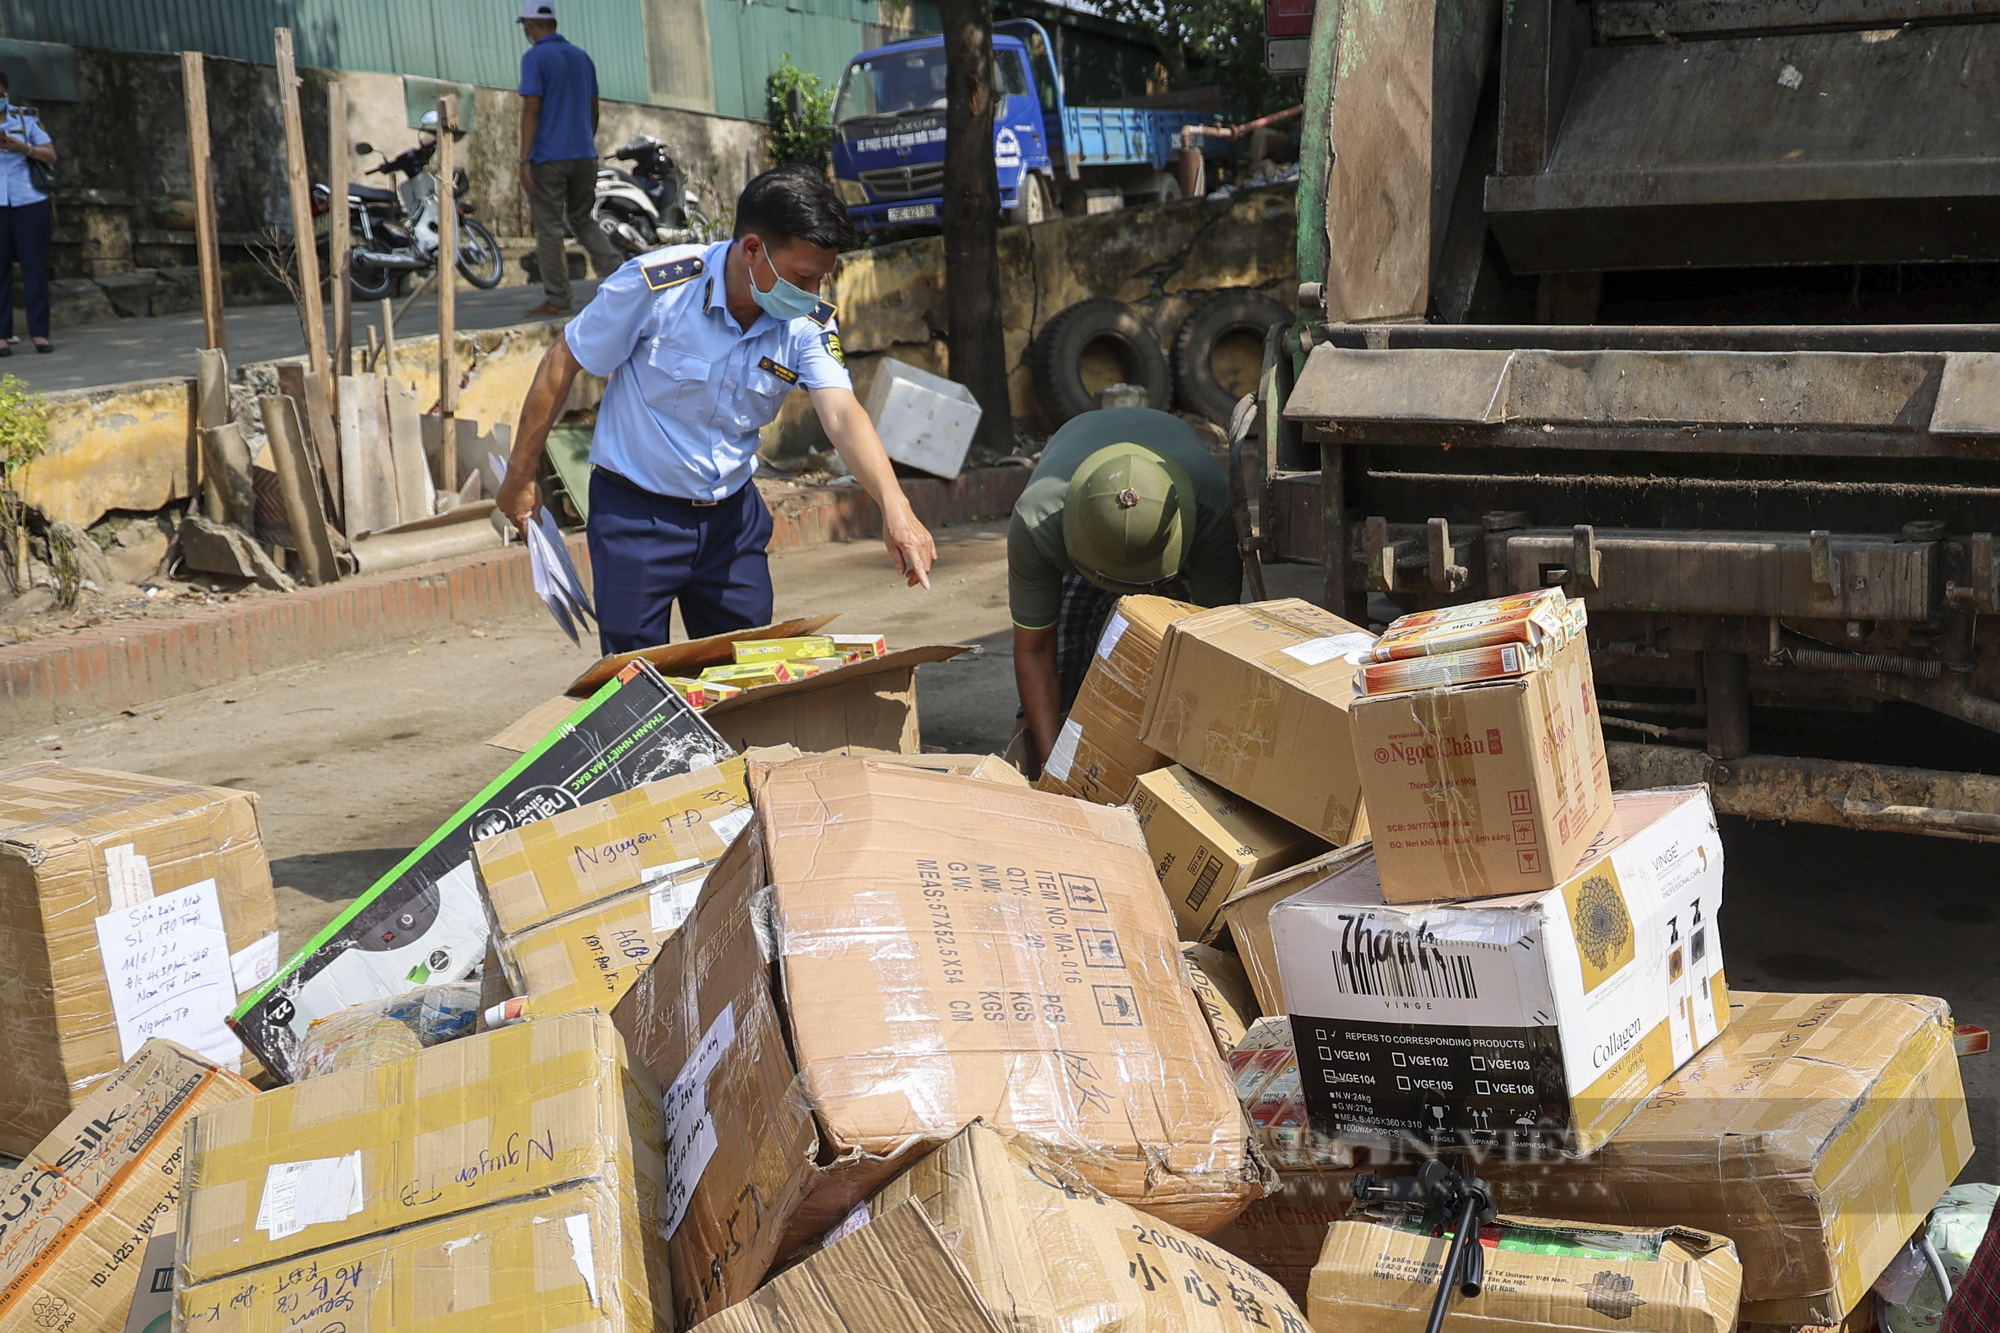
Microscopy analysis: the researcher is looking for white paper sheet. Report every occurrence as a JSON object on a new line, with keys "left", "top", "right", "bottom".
{"left": 528, "top": 506, "right": 595, "bottom": 645}
{"left": 660, "top": 1004, "right": 736, "bottom": 1238}
{"left": 230, "top": 931, "right": 283, "bottom": 996}
{"left": 255, "top": 1152, "right": 365, "bottom": 1241}
{"left": 94, "top": 879, "right": 238, "bottom": 1064}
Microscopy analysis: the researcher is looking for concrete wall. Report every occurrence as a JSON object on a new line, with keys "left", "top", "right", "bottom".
{"left": 763, "top": 182, "right": 1299, "bottom": 458}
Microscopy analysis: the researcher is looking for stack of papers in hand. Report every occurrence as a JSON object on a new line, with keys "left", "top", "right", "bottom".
{"left": 527, "top": 506, "right": 594, "bottom": 645}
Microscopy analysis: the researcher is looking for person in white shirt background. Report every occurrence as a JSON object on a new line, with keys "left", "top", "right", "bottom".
{"left": 0, "top": 70, "right": 57, "bottom": 356}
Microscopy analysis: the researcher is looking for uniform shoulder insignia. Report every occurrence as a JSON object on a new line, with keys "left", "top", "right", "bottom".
{"left": 821, "top": 330, "right": 845, "bottom": 367}
{"left": 757, "top": 356, "right": 800, "bottom": 385}
{"left": 643, "top": 255, "right": 704, "bottom": 291}
{"left": 806, "top": 299, "right": 837, "bottom": 327}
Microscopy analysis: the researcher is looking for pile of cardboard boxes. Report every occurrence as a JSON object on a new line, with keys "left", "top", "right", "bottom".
{"left": 0, "top": 598, "right": 1979, "bottom": 1333}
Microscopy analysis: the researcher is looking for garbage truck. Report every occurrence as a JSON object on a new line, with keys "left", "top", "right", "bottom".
{"left": 1250, "top": 0, "right": 2000, "bottom": 840}
{"left": 829, "top": 19, "right": 1217, "bottom": 235}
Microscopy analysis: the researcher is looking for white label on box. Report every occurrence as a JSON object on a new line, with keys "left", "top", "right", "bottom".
{"left": 1095, "top": 612, "right": 1130, "bottom": 661}
{"left": 707, "top": 806, "right": 754, "bottom": 848}
{"left": 660, "top": 1004, "right": 736, "bottom": 1239}
{"left": 103, "top": 844, "right": 156, "bottom": 911}
{"left": 821, "top": 1203, "right": 872, "bottom": 1249}
{"left": 94, "top": 879, "right": 239, "bottom": 1064}
{"left": 1283, "top": 632, "right": 1377, "bottom": 667}
{"left": 558, "top": 1213, "right": 600, "bottom": 1305}
{"left": 255, "top": 1152, "right": 364, "bottom": 1241}
{"left": 1044, "top": 719, "right": 1084, "bottom": 783}
{"left": 649, "top": 872, "right": 707, "bottom": 935}
{"left": 230, "top": 931, "right": 283, "bottom": 997}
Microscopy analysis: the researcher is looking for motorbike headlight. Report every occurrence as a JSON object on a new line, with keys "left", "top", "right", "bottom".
{"left": 835, "top": 177, "right": 867, "bottom": 206}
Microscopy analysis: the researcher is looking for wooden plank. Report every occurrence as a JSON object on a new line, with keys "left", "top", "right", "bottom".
{"left": 259, "top": 395, "right": 338, "bottom": 586}
{"left": 338, "top": 372, "right": 400, "bottom": 535}
{"left": 274, "top": 362, "right": 343, "bottom": 530}
{"left": 384, "top": 377, "right": 433, "bottom": 524}
{"left": 197, "top": 423, "right": 257, "bottom": 532}
{"left": 181, "top": 51, "right": 225, "bottom": 354}
{"left": 193, "top": 347, "right": 229, "bottom": 521}
{"left": 328, "top": 81, "right": 352, "bottom": 380}
{"left": 436, "top": 93, "right": 459, "bottom": 493}
{"left": 274, "top": 29, "right": 330, "bottom": 393}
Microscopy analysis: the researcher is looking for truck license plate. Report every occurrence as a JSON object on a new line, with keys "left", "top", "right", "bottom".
{"left": 887, "top": 204, "right": 936, "bottom": 222}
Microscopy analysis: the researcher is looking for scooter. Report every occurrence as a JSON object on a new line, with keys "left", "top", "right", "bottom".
{"left": 590, "top": 135, "right": 714, "bottom": 257}
{"left": 314, "top": 112, "right": 506, "bottom": 300}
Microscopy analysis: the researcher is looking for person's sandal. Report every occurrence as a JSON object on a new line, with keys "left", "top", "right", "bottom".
{"left": 0, "top": 342, "right": 11, "bottom": 358}
{"left": 31, "top": 339, "right": 51, "bottom": 353}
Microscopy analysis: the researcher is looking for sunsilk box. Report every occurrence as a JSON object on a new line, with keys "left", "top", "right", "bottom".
{"left": 229, "top": 661, "right": 731, "bottom": 1080}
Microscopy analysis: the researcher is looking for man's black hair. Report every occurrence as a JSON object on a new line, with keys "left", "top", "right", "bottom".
{"left": 733, "top": 165, "right": 859, "bottom": 251}
{"left": 0, "top": 71, "right": 11, "bottom": 90}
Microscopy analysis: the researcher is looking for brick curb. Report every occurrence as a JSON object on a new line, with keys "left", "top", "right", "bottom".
{"left": 0, "top": 467, "right": 1029, "bottom": 736}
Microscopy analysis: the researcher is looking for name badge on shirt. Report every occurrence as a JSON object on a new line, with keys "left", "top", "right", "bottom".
{"left": 758, "top": 357, "right": 799, "bottom": 385}
{"left": 643, "top": 256, "right": 704, "bottom": 291}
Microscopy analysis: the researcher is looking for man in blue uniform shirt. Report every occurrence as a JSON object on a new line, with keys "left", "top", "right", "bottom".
{"left": 497, "top": 167, "right": 936, "bottom": 654}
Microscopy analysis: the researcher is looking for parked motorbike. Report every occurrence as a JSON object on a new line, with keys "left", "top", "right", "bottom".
{"left": 314, "top": 113, "right": 505, "bottom": 300}
{"left": 590, "top": 135, "right": 713, "bottom": 257}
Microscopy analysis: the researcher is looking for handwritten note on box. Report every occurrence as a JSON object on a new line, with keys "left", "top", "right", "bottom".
{"left": 94, "top": 879, "right": 240, "bottom": 1066}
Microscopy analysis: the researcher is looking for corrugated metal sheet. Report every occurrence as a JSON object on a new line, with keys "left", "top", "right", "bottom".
{"left": 0, "top": 0, "right": 653, "bottom": 102}
{"left": 705, "top": 0, "right": 936, "bottom": 120}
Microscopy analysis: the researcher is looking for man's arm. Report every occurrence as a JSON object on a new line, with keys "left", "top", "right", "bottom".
{"left": 497, "top": 337, "right": 583, "bottom": 535}
{"left": 518, "top": 95, "right": 542, "bottom": 196}
{"left": 1013, "top": 626, "right": 1061, "bottom": 762}
{"left": 809, "top": 386, "right": 936, "bottom": 588}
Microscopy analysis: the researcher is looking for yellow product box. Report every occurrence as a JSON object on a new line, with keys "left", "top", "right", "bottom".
{"left": 1274, "top": 787, "right": 1729, "bottom": 1156}
{"left": 1309, "top": 1214, "right": 1741, "bottom": 1333}
{"left": 1489, "top": 991, "right": 1971, "bottom": 1327}
{"left": 828, "top": 633, "right": 888, "bottom": 661}
{"left": 493, "top": 885, "right": 681, "bottom": 1023}
{"left": 700, "top": 661, "right": 800, "bottom": 686}
{"left": 732, "top": 636, "right": 837, "bottom": 664}
{"left": 0, "top": 1040, "right": 254, "bottom": 1333}
{"left": 473, "top": 752, "right": 790, "bottom": 940}
{"left": 1367, "top": 587, "right": 1570, "bottom": 661}
{"left": 1130, "top": 764, "right": 1323, "bottom": 941}
{"left": 176, "top": 1178, "right": 668, "bottom": 1333}
{"left": 665, "top": 676, "right": 717, "bottom": 707}
{"left": 178, "top": 1010, "right": 665, "bottom": 1285}
{"left": 1358, "top": 636, "right": 1560, "bottom": 695}
{"left": 1036, "top": 595, "right": 1200, "bottom": 805}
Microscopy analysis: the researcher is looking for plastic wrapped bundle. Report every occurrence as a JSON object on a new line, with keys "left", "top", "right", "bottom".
{"left": 296, "top": 981, "right": 480, "bottom": 1079}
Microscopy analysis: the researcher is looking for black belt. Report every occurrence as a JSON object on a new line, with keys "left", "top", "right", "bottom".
{"left": 593, "top": 465, "right": 720, "bottom": 507}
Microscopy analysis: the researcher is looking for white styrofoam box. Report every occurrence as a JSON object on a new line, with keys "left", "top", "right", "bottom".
{"left": 862, "top": 357, "right": 984, "bottom": 478}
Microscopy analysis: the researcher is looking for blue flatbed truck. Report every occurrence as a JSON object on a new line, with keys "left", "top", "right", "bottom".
{"left": 830, "top": 19, "right": 1218, "bottom": 235}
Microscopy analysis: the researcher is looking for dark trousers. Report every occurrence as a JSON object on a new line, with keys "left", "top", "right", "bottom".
{"left": 0, "top": 199, "right": 51, "bottom": 341}
{"left": 586, "top": 468, "right": 775, "bottom": 657}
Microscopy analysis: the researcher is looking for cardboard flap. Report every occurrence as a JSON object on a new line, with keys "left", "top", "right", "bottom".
{"left": 701, "top": 645, "right": 972, "bottom": 720}
{"left": 567, "top": 615, "right": 843, "bottom": 697}
{"left": 486, "top": 694, "right": 585, "bottom": 752}
{"left": 692, "top": 1200, "right": 1005, "bottom": 1333}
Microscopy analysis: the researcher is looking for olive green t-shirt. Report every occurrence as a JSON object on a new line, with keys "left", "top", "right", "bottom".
{"left": 1007, "top": 407, "right": 1242, "bottom": 630}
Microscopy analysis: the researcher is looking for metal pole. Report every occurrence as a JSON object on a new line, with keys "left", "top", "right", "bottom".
{"left": 181, "top": 52, "right": 226, "bottom": 354}
{"left": 436, "top": 92, "right": 459, "bottom": 493}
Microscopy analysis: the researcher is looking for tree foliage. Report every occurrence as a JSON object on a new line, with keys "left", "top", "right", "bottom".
{"left": 766, "top": 56, "right": 836, "bottom": 170}
{"left": 1092, "top": 0, "right": 1301, "bottom": 119}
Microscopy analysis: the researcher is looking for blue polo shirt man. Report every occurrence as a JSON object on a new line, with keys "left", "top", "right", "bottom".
{"left": 495, "top": 167, "right": 938, "bottom": 654}
{"left": 517, "top": 0, "right": 620, "bottom": 315}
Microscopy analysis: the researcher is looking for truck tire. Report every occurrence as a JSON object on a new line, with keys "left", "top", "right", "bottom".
{"left": 1006, "top": 173, "right": 1054, "bottom": 227}
{"left": 1032, "top": 298, "right": 1173, "bottom": 425}
{"left": 1173, "top": 289, "right": 1291, "bottom": 425}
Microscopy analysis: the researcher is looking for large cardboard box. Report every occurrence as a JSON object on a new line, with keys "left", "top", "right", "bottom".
{"left": 0, "top": 764, "right": 277, "bottom": 1154}
{"left": 0, "top": 1041, "right": 254, "bottom": 1333}
{"left": 1350, "top": 630, "right": 1612, "bottom": 902}
{"left": 1219, "top": 843, "right": 1373, "bottom": 1014}
{"left": 860, "top": 1122, "right": 1313, "bottom": 1333}
{"left": 1183, "top": 942, "right": 1259, "bottom": 1056}
{"left": 176, "top": 1178, "right": 668, "bottom": 1333}
{"left": 491, "top": 888, "right": 672, "bottom": 1023}
{"left": 1212, "top": 1171, "right": 1357, "bottom": 1307}
{"left": 1487, "top": 991, "right": 1972, "bottom": 1326}
{"left": 1140, "top": 599, "right": 1373, "bottom": 846}
{"left": 1038, "top": 595, "right": 1199, "bottom": 804}
{"left": 180, "top": 1009, "right": 664, "bottom": 1285}
{"left": 610, "top": 755, "right": 1268, "bottom": 1325}
{"left": 1276, "top": 787, "right": 1729, "bottom": 1155}
{"left": 1132, "top": 765, "right": 1323, "bottom": 941}
{"left": 231, "top": 661, "right": 731, "bottom": 1080}
{"left": 1307, "top": 1214, "right": 1742, "bottom": 1333}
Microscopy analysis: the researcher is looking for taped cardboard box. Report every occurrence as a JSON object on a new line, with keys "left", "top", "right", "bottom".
{"left": 610, "top": 755, "right": 1268, "bottom": 1326}
{"left": 1307, "top": 1213, "right": 1742, "bottom": 1333}
{"left": 1219, "top": 842, "right": 1374, "bottom": 1015}
{"left": 858, "top": 753, "right": 1030, "bottom": 787}
{"left": 1276, "top": 787, "right": 1729, "bottom": 1155}
{"left": 855, "top": 1121, "right": 1314, "bottom": 1333}
{"left": 1486, "top": 992, "right": 1971, "bottom": 1327}
{"left": 1213, "top": 1170, "right": 1357, "bottom": 1307}
{"left": 1351, "top": 629, "right": 1612, "bottom": 903}
{"left": 1133, "top": 765, "right": 1323, "bottom": 942}
{"left": 176, "top": 1177, "right": 668, "bottom": 1333}
{"left": 1140, "top": 599, "right": 1373, "bottom": 846}
{"left": 0, "top": 1040, "right": 254, "bottom": 1333}
{"left": 1183, "top": 942, "right": 1259, "bottom": 1056}
{"left": 1036, "top": 594, "right": 1199, "bottom": 804}
{"left": 0, "top": 764, "right": 277, "bottom": 1155}
{"left": 491, "top": 888, "right": 674, "bottom": 1024}
{"left": 180, "top": 1009, "right": 664, "bottom": 1285}
{"left": 231, "top": 661, "right": 731, "bottom": 1081}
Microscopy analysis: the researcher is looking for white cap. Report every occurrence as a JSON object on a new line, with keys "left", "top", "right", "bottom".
{"left": 518, "top": 0, "right": 555, "bottom": 19}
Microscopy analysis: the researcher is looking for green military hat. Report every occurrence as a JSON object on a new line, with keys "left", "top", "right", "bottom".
{"left": 1061, "top": 441, "right": 1195, "bottom": 591}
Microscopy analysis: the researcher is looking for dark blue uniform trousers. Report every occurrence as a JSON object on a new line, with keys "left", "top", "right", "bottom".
{"left": 586, "top": 468, "right": 775, "bottom": 657}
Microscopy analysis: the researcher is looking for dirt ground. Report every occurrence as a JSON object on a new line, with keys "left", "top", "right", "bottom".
{"left": 4, "top": 526, "right": 1993, "bottom": 1180}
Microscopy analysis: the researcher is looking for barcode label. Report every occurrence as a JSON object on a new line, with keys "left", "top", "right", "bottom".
{"left": 1334, "top": 937, "right": 1481, "bottom": 1000}
{"left": 1185, "top": 853, "right": 1223, "bottom": 912}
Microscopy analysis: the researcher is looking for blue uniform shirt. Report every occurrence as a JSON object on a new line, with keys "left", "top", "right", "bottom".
{"left": 0, "top": 108, "right": 52, "bottom": 207}
{"left": 566, "top": 239, "right": 852, "bottom": 501}
{"left": 519, "top": 33, "right": 599, "bottom": 162}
